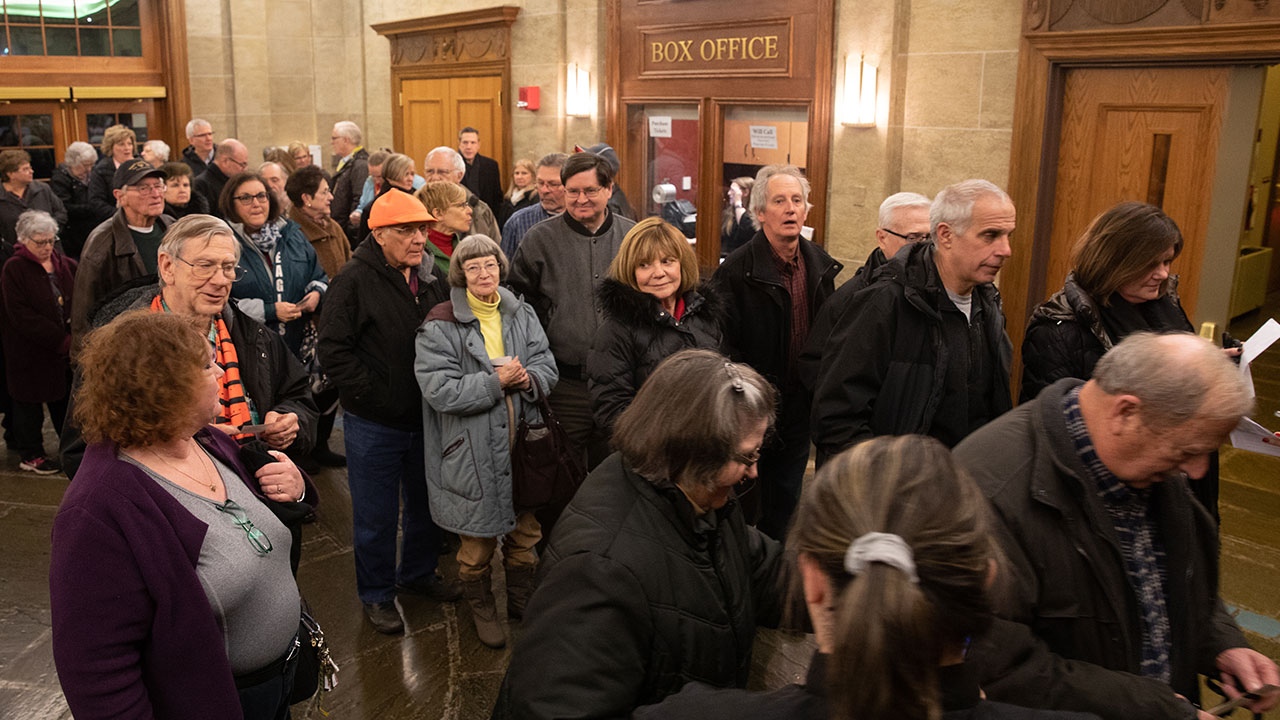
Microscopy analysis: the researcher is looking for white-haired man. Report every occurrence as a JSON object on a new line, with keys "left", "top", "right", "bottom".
{"left": 956, "top": 332, "right": 1279, "bottom": 720}
{"left": 423, "top": 146, "right": 502, "bottom": 242}
{"left": 330, "top": 120, "right": 368, "bottom": 240}
{"left": 194, "top": 139, "right": 248, "bottom": 220}
{"left": 810, "top": 179, "right": 1015, "bottom": 464}
{"left": 180, "top": 119, "right": 215, "bottom": 176}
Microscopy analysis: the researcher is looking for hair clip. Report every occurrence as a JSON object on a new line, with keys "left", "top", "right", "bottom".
{"left": 724, "top": 362, "right": 744, "bottom": 394}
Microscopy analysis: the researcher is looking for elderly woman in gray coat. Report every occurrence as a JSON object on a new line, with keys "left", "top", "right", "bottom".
{"left": 415, "top": 234, "right": 557, "bottom": 649}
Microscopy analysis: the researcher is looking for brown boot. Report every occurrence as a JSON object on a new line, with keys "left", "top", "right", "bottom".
{"left": 462, "top": 574, "right": 506, "bottom": 648}
{"left": 504, "top": 564, "right": 538, "bottom": 621}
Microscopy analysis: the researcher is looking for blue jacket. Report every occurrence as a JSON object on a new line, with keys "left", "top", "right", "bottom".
{"left": 231, "top": 218, "right": 328, "bottom": 356}
{"left": 415, "top": 286, "right": 557, "bottom": 537}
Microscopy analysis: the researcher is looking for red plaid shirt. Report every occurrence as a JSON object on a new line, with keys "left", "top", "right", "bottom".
{"left": 771, "top": 245, "right": 809, "bottom": 380}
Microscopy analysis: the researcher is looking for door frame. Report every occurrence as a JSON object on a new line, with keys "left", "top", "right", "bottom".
{"left": 1003, "top": 18, "right": 1280, "bottom": 395}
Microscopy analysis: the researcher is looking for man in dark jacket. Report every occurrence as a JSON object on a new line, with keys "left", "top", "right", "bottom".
{"left": 180, "top": 118, "right": 216, "bottom": 176}
{"left": 193, "top": 138, "right": 247, "bottom": 219}
{"left": 809, "top": 179, "right": 1014, "bottom": 466}
{"left": 457, "top": 126, "right": 504, "bottom": 214}
{"left": 59, "top": 215, "right": 318, "bottom": 478}
{"left": 70, "top": 160, "right": 174, "bottom": 349}
{"left": 318, "top": 189, "right": 460, "bottom": 635}
{"left": 712, "top": 164, "right": 841, "bottom": 539}
{"left": 329, "top": 120, "right": 369, "bottom": 241}
{"left": 954, "top": 333, "right": 1279, "bottom": 720}
{"left": 798, "top": 191, "right": 931, "bottom": 390}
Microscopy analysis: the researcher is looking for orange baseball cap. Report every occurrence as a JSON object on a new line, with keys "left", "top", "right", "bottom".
{"left": 368, "top": 189, "right": 435, "bottom": 228}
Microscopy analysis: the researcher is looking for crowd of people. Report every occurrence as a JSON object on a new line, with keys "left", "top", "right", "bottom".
{"left": 0, "top": 115, "right": 1273, "bottom": 720}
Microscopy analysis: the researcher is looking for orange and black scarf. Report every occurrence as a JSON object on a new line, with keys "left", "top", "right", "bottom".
{"left": 150, "top": 295, "right": 255, "bottom": 438}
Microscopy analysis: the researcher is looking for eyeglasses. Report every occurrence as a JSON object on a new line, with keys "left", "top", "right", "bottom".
{"left": 464, "top": 260, "right": 500, "bottom": 276}
{"left": 26, "top": 236, "right": 57, "bottom": 247}
{"left": 730, "top": 447, "right": 762, "bottom": 466}
{"left": 175, "top": 254, "right": 245, "bottom": 281}
{"left": 536, "top": 180, "right": 563, "bottom": 190}
{"left": 386, "top": 223, "right": 429, "bottom": 238}
{"left": 215, "top": 499, "right": 273, "bottom": 555}
{"left": 228, "top": 158, "right": 249, "bottom": 170}
{"left": 424, "top": 168, "right": 454, "bottom": 177}
{"left": 128, "top": 182, "right": 166, "bottom": 195}
{"left": 881, "top": 228, "right": 930, "bottom": 244}
{"left": 233, "top": 192, "right": 270, "bottom": 204}
{"left": 191, "top": 131, "right": 213, "bottom": 140}
{"left": 565, "top": 186, "right": 604, "bottom": 199}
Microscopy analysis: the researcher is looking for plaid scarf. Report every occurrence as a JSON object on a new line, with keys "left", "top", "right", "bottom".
{"left": 150, "top": 295, "right": 255, "bottom": 440}
{"left": 1062, "top": 385, "right": 1172, "bottom": 683}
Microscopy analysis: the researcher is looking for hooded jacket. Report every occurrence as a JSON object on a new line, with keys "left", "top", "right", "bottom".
{"left": 808, "top": 241, "right": 1011, "bottom": 462}
{"left": 586, "top": 278, "right": 725, "bottom": 432}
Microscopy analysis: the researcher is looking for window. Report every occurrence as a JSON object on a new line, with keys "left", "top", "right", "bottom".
{"left": 2, "top": 0, "right": 142, "bottom": 57}
{"left": 0, "top": 113, "right": 56, "bottom": 179}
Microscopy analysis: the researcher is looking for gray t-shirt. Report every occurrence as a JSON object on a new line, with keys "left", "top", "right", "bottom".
{"left": 123, "top": 449, "right": 300, "bottom": 675}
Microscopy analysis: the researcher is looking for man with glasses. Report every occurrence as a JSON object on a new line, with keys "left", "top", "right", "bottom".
{"left": 798, "top": 191, "right": 931, "bottom": 390}
{"left": 71, "top": 159, "right": 175, "bottom": 347}
{"left": 319, "top": 189, "right": 460, "bottom": 635}
{"left": 423, "top": 146, "right": 502, "bottom": 242}
{"left": 330, "top": 120, "right": 368, "bottom": 241}
{"left": 810, "top": 179, "right": 1015, "bottom": 465}
{"left": 180, "top": 118, "right": 216, "bottom": 176}
{"left": 60, "top": 214, "right": 318, "bottom": 480}
{"left": 500, "top": 152, "right": 568, "bottom": 258}
{"left": 509, "top": 152, "right": 637, "bottom": 470}
{"left": 194, "top": 138, "right": 249, "bottom": 220}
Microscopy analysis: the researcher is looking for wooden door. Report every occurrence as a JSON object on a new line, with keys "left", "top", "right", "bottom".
{"left": 1046, "top": 67, "right": 1229, "bottom": 318}
{"left": 0, "top": 100, "right": 71, "bottom": 180}
{"left": 399, "top": 75, "right": 504, "bottom": 179}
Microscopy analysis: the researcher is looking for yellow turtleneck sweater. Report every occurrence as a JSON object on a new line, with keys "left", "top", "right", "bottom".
{"left": 467, "top": 290, "right": 505, "bottom": 359}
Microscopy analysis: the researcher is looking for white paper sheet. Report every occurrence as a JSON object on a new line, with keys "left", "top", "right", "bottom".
{"left": 1230, "top": 417, "right": 1280, "bottom": 458}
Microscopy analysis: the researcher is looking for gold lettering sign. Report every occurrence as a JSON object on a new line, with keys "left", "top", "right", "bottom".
{"left": 639, "top": 19, "right": 791, "bottom": 77}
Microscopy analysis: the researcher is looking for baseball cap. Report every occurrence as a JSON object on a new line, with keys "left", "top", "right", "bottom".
{"left": 369, "top": 188, "right": 435, "bottom": 228}
{"left": 113, "top": 159, "right": 166, "bottom": 190}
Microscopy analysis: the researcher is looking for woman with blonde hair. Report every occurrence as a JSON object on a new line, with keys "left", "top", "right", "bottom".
{"left": 498, "top": 158, "right": 538, "bottom": 226}
{"left": 586, "top": 216, "right": 724, "bottom": 432}
{"left": 634, "top": 435, "right": 1096, "bottom": 720}
{"left": 416, "top": 181, "right": 473, "bottom": 274}
{"left": 86, "top": 123, "right": 139, "bottom": 220}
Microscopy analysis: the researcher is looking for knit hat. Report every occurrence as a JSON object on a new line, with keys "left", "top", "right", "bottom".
{"left": 368, "top": 188, "right": 435, "bottom": 228}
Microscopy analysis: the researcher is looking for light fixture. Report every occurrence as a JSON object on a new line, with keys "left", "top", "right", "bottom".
{"left": 566, "top": 62, "right": 592, "bottom": 118}
{"left": 842, "top": 54, "right": 878, "bottom": 127}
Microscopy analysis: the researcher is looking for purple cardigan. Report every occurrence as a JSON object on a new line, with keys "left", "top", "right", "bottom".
{"left": 49, "top": 428, "right": 296, "bottom": 719}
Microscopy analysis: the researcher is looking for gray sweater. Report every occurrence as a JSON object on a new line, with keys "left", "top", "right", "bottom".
{"left": 507, "top": 211, "right": 636, "bottom": 367}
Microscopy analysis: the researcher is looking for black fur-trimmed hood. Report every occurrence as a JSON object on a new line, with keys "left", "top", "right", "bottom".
{"left": 597, "top": 277, "right": 726, "bottom": 329}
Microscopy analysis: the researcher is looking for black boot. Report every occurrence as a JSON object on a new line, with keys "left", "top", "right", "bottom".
{"left": 504, "top": 563, "right": 538, "bottom": 620}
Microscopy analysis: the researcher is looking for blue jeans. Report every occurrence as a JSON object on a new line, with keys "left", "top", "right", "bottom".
{"left": 343, "top": 412, "right": 442, "bottom": 604}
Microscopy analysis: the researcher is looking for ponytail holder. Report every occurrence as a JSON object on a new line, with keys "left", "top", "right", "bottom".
{"left": 844, "top": 532, "right": 918, "bottom": 583}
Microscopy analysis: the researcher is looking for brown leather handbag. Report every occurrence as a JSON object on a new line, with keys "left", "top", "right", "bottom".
{"left": 508, "top": 374, "right": 585, "bottom": 511}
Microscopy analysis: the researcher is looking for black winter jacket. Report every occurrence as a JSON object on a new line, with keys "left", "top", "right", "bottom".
{"left": 48, "top": 165, "right": 96, "bottom": 259}
{"left": 809, "top": 242, "right": 1011, "bottom": 462}
{"left": 59, "top": 281, "right": 319, "bottom": 478}
{"left": 85, "top": 155, "right": 126, "bottom": 223}
{"left": 797, "top": 245, "right": 887, "bottom": 391}
{"left": 181, "top": 144, "right": 210, "bottom": 177}
{"left": 1020, "top": 274, "right": 1191, "bottom": 403}
{"left": 506, "top": 452, "right": 785, "bottom": 719}
{"left": 586, "top": 279, "right": 725, "bottom": 433}
{"left": 163, "top": 191, "right": 211, "bottom": 220}
{"left": 318, "top": 239, "right": 448, "bottom": 431}
{"left": 713, "top": 230, "right": 841, "bottom": 425}
{"left": 953, "top": 379, "right": 1247, "bottom": 720}
{"left": 194, "top": 164, "right": 231, "bottom": 220}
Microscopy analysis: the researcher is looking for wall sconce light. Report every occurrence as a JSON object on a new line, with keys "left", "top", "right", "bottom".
{"left": 566, "top": 62, "right": 592, "bottom": 118}
{"left": 842, "top": 54, "right": 878, "bottom": 127}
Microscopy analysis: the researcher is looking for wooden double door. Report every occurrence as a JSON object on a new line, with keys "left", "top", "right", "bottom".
{"left": 398, "top": 75, "right": 504, "bottom": 179}
{"left": 0, "top": 97, "right": 160, "bottom": 180}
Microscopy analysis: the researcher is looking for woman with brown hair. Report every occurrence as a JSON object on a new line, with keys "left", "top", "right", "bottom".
{"left": 586, "top": 216, "right": 725, "bottom": 433}
{"left": 49, "top": 311, "right": 311, "bottom": 719}
{"left": 86, "top": 123, "right": 139, "bottom": 221}
{"left": 633, "top": 435, "right": 1097, "bottom": 720}
{"left": 720, "top": 176, "right": 755, "bottom": 256}
{"left": 159, "top": 161, "right": 210, "bottom": 218}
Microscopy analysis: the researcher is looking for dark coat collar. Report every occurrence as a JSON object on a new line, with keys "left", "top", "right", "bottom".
{"left": 596, "top": 277, "right": 723, "bottom": 329}
{"left": 744, "top": 229, "right": 842, "bottom": 289}
{"left": 564, "top": 209, "right": 615, "bottom": 237}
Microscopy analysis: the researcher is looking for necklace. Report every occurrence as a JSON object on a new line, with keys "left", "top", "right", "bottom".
{"left": 141, "top": 442, "right": 219, "bottom": 494}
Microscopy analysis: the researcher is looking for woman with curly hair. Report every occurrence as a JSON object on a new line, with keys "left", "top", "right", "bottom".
{"left": 50, "top": 311, "right": 313, "bottom": 719}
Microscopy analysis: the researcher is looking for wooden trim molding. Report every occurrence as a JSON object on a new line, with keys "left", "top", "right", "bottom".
{"left": 1002, "top": 15, "right": 1280, "bottom": 398}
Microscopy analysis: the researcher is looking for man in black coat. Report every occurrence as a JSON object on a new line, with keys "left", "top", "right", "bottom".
{"left": 954, "top": 333, "right": 1279, "bottom": 720}
{"left": 809, "top": 179, "right": 1014, "bottom": 466}
{"left": 457, "top": 126, "right": 503, "bottom": 214}
{"left": 193, "top": 139, "right": 248, "bottom": 219}
{"left": 712, "top": 164, "right": 841, "bottom": 539}
{"left": 797, "top": 190, "right": 931, "bottom": 391}
{"left": 329, "top": 120, "right": 369, "bottom": 241}
{"left": 180, "top": 118, "right": 216, "bottom": 176}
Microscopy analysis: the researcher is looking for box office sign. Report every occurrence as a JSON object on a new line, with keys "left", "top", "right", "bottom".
{"left": 639, "top": 19, "right": 792, "bottom": 77}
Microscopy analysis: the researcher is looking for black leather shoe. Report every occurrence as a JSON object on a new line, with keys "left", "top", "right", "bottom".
{"left": 312, "top": 447, "right": 347, "bottom": 467}
{"left": 363, "top": 601, "right": 404, "bottom": 634}
{"left": 397, "top": 574, "right": 463, "bottom": 602}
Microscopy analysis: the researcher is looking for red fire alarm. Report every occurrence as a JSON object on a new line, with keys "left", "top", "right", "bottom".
{"left": 517, "top": 86, "right": 540, "bottom": 111}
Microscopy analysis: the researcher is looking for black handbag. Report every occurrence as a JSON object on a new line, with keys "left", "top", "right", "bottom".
{"left": 289, "top": 600, "right": 339, "bottom": 704}
{"left": 510, "top": 374, "right": 585, "bottom": 511}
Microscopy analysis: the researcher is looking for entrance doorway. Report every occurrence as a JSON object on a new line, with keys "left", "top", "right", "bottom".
{"left": 399, "top": 75, "right": 504, "bottom": 179}
{"left": 0, "top": 96, "right": 159, "bottom": 180}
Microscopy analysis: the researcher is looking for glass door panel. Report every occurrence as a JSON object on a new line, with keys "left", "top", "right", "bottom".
{"left": 0, "top": 100, "right": 69, "bottom": 180}
{"left": 625, "top": 103, "right": 701, "bottom": 242}
{"left": 718, "top": 105, "right": 811, "bottom": 255}
{"left": 75, "top": 98, "right": 155, "bottom": 148}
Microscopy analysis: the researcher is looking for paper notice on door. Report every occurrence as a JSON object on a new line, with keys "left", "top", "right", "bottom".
{"left": 749, "top": 125, "right": 778, "bottom": 149}
{"left": 1230, "top": 417, "right": 1280, "bottom": 458}
{"left": 648, "top": 116, "right": 672, "bottom": 138}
